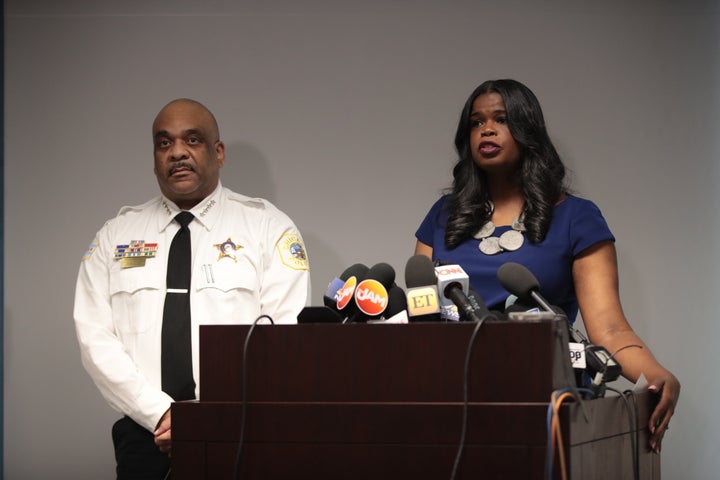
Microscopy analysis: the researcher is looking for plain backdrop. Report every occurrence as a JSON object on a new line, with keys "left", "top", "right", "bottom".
{"left": 4, "top": 0, "right": 719, "bottom": 477}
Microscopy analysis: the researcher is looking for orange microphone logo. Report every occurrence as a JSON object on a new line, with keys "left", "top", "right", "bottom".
{"left": 354, "top": 279, "right": 389, "bottom": 316}
{"left": 336, "top": 276, "right": 358, "bottom": 310}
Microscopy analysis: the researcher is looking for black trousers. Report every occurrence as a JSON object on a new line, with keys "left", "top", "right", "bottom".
{"left": 112, "top": 417, "right": 170, "bottom": 480}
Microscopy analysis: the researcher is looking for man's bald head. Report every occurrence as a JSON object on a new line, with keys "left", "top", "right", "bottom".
{"left": 152, "top": 98, "right": 220, "bottom": 142}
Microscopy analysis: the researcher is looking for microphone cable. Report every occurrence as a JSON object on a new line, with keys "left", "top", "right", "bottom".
{"left": 232, "top": 314, "right": 275, "bottom": 480}
{"left": 449, "top": 314, "right": 490, "bottom": 480}
{"left": 590, "top": 343, "right": 642, "bottom": 398}
{"left": 605, "top": 386, "right": 641, "bottom": 480}
{"left": 544, "top": 387, "right": 592, "bottom": 480}
{"left": 599, "top": 345, "right": 643, "bottom": 480}
{"left": 548, "top": 389, "right": 575, "bottom": 480}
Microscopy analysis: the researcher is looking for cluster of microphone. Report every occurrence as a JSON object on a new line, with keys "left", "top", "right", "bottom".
{"left": 319, "top": 257, "right": 622, "bottom": 395}
{"left": 321, "top": 262, "right": 403, "bottom": 323}
{"left": 322, "top": 256, "right": 501, "bottom": 324}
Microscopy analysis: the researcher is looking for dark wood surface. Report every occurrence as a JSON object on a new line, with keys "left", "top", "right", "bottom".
{"left": 173, "top": 396, "right": 658, "bottom": 480}
{"left": 173, "top": 401, "right": 553, "bottom": 479}
{"left": 199, "top": 320, "right": 575, "bottom": 403}
{"left": 171, "top": 321, "right": 659, "bottom": 479}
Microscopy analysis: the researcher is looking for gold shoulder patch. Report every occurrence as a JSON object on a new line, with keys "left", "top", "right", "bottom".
{"left": 275, "top": 233, "right": 309, "bottom": 271}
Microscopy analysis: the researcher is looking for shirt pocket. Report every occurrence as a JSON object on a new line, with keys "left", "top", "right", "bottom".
{"left": 109, "top": 265, "right": 165, "bottom": 334}
{"left": 195, "top": 262, "right": 259, "bottom": 322}
{"left": 196, "top": 261, "right": 257, "bottom": 292}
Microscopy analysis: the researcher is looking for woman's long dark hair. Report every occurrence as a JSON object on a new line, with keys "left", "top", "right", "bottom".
{"left": 445, "top": 79, "right": 566, "bottom": 248}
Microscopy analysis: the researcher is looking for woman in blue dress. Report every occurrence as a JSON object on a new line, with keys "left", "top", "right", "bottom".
{"left": 415, "top": 79, "right": 679, "bottom": 453}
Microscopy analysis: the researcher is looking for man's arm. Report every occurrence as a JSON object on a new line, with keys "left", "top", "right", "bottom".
{"left": 258, "top": 211, "right": 311, "bottom": 323}
{"left": 74, "top": 225, "right": 173, "bottom": 432}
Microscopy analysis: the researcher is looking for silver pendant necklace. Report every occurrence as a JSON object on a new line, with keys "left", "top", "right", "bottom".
{"left": 473, "top": 202, "right": 526, "bottom": 255}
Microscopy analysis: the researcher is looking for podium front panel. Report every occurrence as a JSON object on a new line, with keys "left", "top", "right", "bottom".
{"left": 199, "top": 321, "right": 574, "bottom": 403}
{"left": 173, "top": 320, "right": 660, "bottom": 479}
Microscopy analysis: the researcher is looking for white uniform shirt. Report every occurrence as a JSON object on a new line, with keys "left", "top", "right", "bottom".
{"left": 74, "top": 184, "right": 310, "bottom": 431}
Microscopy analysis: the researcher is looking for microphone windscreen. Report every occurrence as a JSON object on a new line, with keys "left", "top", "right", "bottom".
{"left": 384, "top": 284, "right": 408, "bottom": 318}
{"left": 405, "top": 255, "right": 437, "bottom": 288}
{"left": 336, "top": 263, "right": 370, "bottom": 312}
{"left": 323, "top": 277, "right": 347, "bottom": 310}
{"left": 340, "top": 263, "right": 369, "bottom": 281}
{"left": 366, "top": 262, "right": 396, "bottom": 288}
{"left": 497, "top": 262, "right": 540, "bottom": 299}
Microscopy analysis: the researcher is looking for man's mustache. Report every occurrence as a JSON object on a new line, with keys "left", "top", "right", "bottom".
{"left": 168, "top": 162, "right": 195, "bottom": 176}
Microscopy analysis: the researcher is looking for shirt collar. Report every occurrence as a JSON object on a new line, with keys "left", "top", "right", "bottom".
{"left": 157, "top": 181, "right": 224, "bottom": 233}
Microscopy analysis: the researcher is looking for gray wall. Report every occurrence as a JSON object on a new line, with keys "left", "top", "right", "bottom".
{"left": 5, "top": 0, "right": 718, "bottom": 477}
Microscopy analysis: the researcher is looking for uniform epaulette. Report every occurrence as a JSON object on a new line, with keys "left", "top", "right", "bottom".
{"left": 225, "top": 189, "right": 270, "bottom": 210}
{"left": 115, "top": 197, "right": 162, "bottom": 218}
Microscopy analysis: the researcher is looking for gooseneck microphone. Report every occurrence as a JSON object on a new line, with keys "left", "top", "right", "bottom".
{"left": 497, "top": 262, "right": 554, "bottom": 312}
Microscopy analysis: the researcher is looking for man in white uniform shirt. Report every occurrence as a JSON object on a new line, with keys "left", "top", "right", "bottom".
{"left": 74, "top": 99, "right": 310, "bottom": 479}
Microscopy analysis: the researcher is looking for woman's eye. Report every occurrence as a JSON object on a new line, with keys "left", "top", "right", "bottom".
{"left": 470, "top": 119, "right": 483, "bottom": 128}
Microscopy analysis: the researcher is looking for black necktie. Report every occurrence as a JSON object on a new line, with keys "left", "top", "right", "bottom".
{"left": 161, "top": 211, "right": 196, "bottom": 401}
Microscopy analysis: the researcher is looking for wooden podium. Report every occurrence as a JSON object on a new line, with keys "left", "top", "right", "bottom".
{"left": 171, "top": 320, "right": 660, "bottom": 479}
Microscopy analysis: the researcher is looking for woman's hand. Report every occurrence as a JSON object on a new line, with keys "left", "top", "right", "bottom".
{"left": 647, "top": 372, "right": 681, "bottom": 453}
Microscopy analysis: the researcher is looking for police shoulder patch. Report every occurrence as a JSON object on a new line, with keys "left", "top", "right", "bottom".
{"left": 82, "top": 239, "right": 99, "bottom": 261}
{"left": 275, "top": 233, "right": 309, "bottom": 271}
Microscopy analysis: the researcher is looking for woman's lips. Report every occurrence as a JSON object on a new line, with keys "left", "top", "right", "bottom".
{"left": 479, "top": 141, "right": 501, "bottom": 155}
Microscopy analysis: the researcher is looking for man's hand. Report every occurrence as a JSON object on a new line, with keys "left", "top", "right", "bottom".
{"left": 154, "top": 408, "right": 172, "bottom": 455}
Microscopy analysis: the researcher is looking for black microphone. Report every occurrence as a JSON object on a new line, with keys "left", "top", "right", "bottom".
{"left": 404, "top": 255, "right": 441, "bottom": 322}
{"left": 467, "top": 285, "right": 504, "bottom": 321}
{"left": 383, "top": 284, "right": 409, "bottom": 320}
{"left": 347, "top": 262, "right": 396, "bottom": 323}
{"left": 434, "top": 263, "right": 469, "bottom": 321}
{"left": 335, "top": 263, "right": 370, "bottom": 321}
{"left": 435, "top": 263, "right": 495, "bottom": 323}
{"left": 324, "top": 263, "right": 369, "bottom": 311}
{"left": 365, "top": 283, "right": 410, "bottom": 324}
{"left": 445, "top": 284, "right": 488, "bottom": 323}
{"left": 497, "top": 262, "right": 554, "bottom": 312}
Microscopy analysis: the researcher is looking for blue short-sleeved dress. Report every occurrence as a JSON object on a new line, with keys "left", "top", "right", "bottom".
{"left": 415, "top": 195, "right": 615, "bottom": 323}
